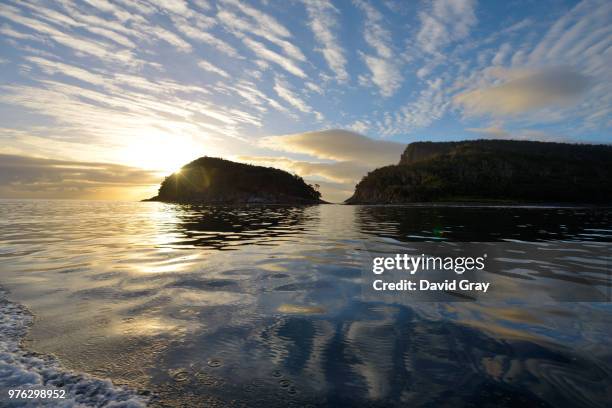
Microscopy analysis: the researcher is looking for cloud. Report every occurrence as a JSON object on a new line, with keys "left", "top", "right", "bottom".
{"left": 305, "top": 82, "right": 323, "bottom": 94}
{"left": 0, "top": 74, "right": 258, "bottom": 164}
{"left": 417, "top": 0, "right": 477, "bottom": 54}
{"left": 0, "top": 24, "right": 40, "bottom": 41}
{"left": 173, "top": 21, "right": 241, "bottom": 57}
{"left": 197, "top": 60, "right": 229, "bottom": 78}
{"left": 261, "top": 129, "right": 403, "bottom": 165}
{"left": 218, "top": 0, "right": 306, "bottom": 62}
{"left": 0, "top": 154, "right": 160, "bottom": 199}
{"left": 466, "top": 126, "right": 578, "bottom": 143}
{"left": 273, "top": 78, "right": 320, "bottom": 119}
{"left": 146, "top": 25, "right": 192, "bottom": 52}
{"left": 192, "top": 0, "right": 212, "bottom": 12}
{"left": 361, "top": 55, "right": 402, "bottom": 97}
{"left": 25, "top": 56, "right": 107, "bottom": 86}
{"left": 236, "top": 155, "right": 369, "bottom": 202}
{"left": 491, "top": 42, "right": 512, "bottom": 66}
{"left": 255, "top": 130, "right": 405, "bottom": 201}
{"left": 380, "top": 77, "right": 450, "bottom": 136}
{"left": 238, "top": 155, "right": 367, "bottom": 184}
{"left": 85, "top": 26, "right": 136, "bottom": 48}
{"left": 452, "top": 0, "right": 610, "bottom": 130}
{"left": 455, "top": 67, "right": 591, "bottom": 116}
{"left": 354, "top": 0, "right": 402, "bottom": 96}
{"left": 215, "top": 80, "right": 290, "bottom": 114}
{"left": 221, "top": 0, "right": 290, "bottom": 38}
{"left": 0, "top": 4, "right": 141, "bottom": 66}
{"left": 466, "top": 126, "right": 509, "bottom": 138}
{"left": 1, "top": 0, "right": 609, "bottom": 188}
{"left": 349, "top": 120, "right": 370, "bottom": 133}
{"left": 114, "top": 0, "right": 157, "bottom": 15}
{"left": 354, "top": 1, "right": 391, "bottom": 59}
{"left": 54, "top": 2, "right": 149, "bottom": 41}
{"left": 303, "top": 0, "right": 348, "bottom": 82}
{"left": 147, "top": 0, "right": 193, "bottom": 17}
{"left": 80, "top": 0, "right": 134, "bottom": 21}
{"left": 527, "top": 0, "right": 611, "bottom": 66}
{"left": 242, "top": 37, "right": 306, "bottom": 78}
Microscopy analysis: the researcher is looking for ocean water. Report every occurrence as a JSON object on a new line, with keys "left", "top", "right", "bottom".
{"left": 0, "top": 200, "right": 611, "bottom": 407}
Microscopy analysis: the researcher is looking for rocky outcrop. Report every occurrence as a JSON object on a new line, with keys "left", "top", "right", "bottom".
{"left": 346, "top": 140, "right": 612, "bottom": 204}
{"left": 146, "top": 157, "right": 324, "bottom": 204}
{"left": 399, "top": 141, "right": 459, "bottom": 165}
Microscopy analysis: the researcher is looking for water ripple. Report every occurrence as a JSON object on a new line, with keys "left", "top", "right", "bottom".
{"left": 0, "top": 200, "right": 610, "bottom": 407}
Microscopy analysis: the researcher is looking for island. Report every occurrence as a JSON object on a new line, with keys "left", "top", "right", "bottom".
{"left": 145, "top": 156, "right": 324, "bottom": 204}
{"left": 345, "top": 139, "right": 612, "bottom": 204}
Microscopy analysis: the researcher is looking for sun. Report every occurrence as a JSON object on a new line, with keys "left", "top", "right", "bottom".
{"left": 117, "top": 131, "right": 203, "bottom": 175}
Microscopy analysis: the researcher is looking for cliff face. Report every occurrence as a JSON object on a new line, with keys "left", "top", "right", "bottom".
{"left": 399, "top": 141, "right": 459, "bottom": 165}
{"left": 346, "top": 140, "right": 612, "bottom": 204}
{"left": 147, "top": 157, "right": 323, "bottom": 204}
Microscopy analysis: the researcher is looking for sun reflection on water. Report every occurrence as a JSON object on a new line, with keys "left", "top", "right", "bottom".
{"left": 0, "top": 201, "right": 610, "bottom": 407}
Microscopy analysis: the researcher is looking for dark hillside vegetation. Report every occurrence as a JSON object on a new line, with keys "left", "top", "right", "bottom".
{"left": 346, "top": 140, "right": 612, "bottom": 204}
{"left": 147, "top": 157, "right": 323, "bottom": 204}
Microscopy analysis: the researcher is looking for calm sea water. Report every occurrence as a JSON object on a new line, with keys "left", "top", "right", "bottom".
{"left": 0, "top": 200, "right": 611, "bottom": 407}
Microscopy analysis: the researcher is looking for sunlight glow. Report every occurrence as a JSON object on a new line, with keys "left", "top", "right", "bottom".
{"left": 117, "top": 130, "right": 205, "bottom": 175}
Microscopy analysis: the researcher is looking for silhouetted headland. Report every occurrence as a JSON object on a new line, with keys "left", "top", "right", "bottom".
{"left": 145, "top": 156, "right": 325, "bottom": 204}
{"left": 346, "top": 139, "right": 612, "bottom": 205}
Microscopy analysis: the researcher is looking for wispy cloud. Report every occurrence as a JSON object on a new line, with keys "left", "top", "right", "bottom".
{"left": 175, "top": 23, "right": 241, "bottom": 57}
{"left": 217, "top": 0, "right": 308, "bottom": 67}
{"left": 303, "top": 0, "right": 348, "bottom": 82}
{"left": 360, "top": 55, "right": 402, "bottom": 97}
{"left": 0, "top": 0, "right": 610, "bottom": 203}
{"left": 80, "top": 0, "right": 134, "bottom": 22}
{"left": 242, "top": 37, "right": 306, "bottom": 78}
{"left": 24, "top": 56, "right": 107, "bottom": 86}
{"left": 417, "top": 0, "right": 477, "bottom": 55}
{"left": 377, "top": 77, "right": 451, "bottom": 136}
{"left": 222, "top": 0, "right": 290, "bottom": 38}
{"left": 197, "top": 60, "right": 230, "bottom": 78}
{"left": 215, "top": 80, "right": 289, "bottom": 114}
{"left": 354, "top": 0, "right": 402, "bottom": 96}
{"left": 273, "top": 78, "right": 321, "bottom": 120}
{"left": 452, "top": 0, "right": 610, "bottom": 131}
{"left": 148, "top": 25, "right": 192, "bottom": 52}
{"left": 147, "top": 0, "right": 194, "bottom": 17}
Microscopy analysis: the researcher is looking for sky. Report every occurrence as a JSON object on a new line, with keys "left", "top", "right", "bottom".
{"left": 0, "top": 0, "right": 610, "bottom": 202}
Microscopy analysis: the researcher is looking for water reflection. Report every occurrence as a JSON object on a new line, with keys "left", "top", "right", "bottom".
{"left": 356, "top": 205, "right": 612, "bottom": 242}
{"left": 167, "top": 205, "right": 317, "bottom": 249}
{"left": 0, "top": 201, "right": 610, "bottom": 408}
{"left": 151, "top": 302, "right": 611, "bottom": 407}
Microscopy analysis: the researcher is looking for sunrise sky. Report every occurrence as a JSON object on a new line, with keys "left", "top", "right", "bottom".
{"left": 0, "top": 0, "right": 610, "bottom": 202}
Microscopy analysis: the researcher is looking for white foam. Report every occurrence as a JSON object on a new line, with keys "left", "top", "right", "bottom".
{"left": 0, "top": 289, "right": 149, "bottom": 407}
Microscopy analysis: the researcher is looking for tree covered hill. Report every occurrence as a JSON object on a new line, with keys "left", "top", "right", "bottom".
{"left": 146, "top": 157, "right": 323, "bottom": 204}
{"left": 346, "top": 140, "right": 612, "bottom": 204}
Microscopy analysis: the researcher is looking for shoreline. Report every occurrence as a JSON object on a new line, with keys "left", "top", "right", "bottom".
{"left": 0, "top": 287, "right": 149, "bottom": 407}
{"left": 341, "top": 201, "right": 612, "bottom": 208}
{"left": 143, "top": 196, "right": 328, "bottom": 205}
{"left": 148, "top": 201, "right": 612, "bottom": 209}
